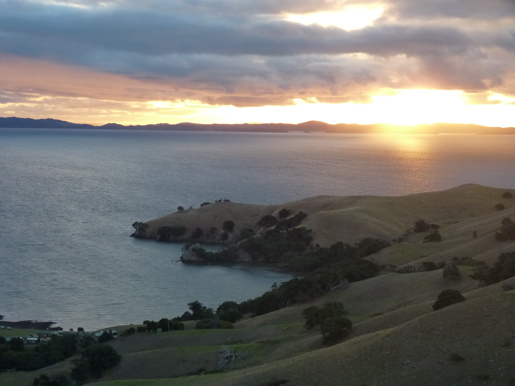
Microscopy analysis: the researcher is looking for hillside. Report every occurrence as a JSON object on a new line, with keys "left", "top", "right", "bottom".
{"left": 3, "top": 184, "right": 515, "bottom": 386}
{"left": 136, "top": 184, "right": 515, "bottom": 268}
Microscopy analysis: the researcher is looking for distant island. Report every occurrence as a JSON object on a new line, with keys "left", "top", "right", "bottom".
{"left": 1, "top": 116, "right": 515, "bottom": 134}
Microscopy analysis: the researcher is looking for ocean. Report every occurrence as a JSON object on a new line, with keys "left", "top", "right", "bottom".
{"left": 1, "top": 128, "right": 515, "bottom": 330}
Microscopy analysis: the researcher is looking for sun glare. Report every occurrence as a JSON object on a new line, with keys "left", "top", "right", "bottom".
{"left": 370, "top": 90, "right": 468, "bottom": 126}
{"left": 285, "top": 6, "right": 384, "bottom": 30}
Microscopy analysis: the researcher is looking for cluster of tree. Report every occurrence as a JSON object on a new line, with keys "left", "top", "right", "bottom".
{"left": 140, "top": 301, "right": 242, "bottom": 333}
{"left": 0, "top": 334, "right": 77, "bottom": 372}
{"left": 241, "top": 263, "right": 377, "bottom": 317}
{"left": 142, "top": 318, "right": 185, "bottom": 332}
{"left": 302, "top": 302, "right": 353, "bottom": 345}
{"left": 495, "top": 218, "right": 515, "bottom": 241}
{"left": 0, "top": 332, "right": 121, "bottom": 385}
{"left": 289, "top": 239, "right": 388, "bottom": 274}
{"left": 156, "top": 225, "right": 187, "bottom": 241}
{"left": 469, "top": 251, "right": 515, "bottom": 285}
{"left": 240, "top": 227, "right": 313, "bottom": 263}
{"left": 69, "top": 344, "right": 121, "bottom": 384}
{"left": 423, "top": 229, "right": 442, "bottom": 242}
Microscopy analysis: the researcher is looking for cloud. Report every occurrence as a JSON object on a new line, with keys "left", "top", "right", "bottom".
{"left": 0, "top": 0, "right": 514, "bottom": 120}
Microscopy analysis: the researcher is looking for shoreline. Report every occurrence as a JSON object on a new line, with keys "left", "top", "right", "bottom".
{"left": 1, "top": 320, "right": 55, "bottom": 330}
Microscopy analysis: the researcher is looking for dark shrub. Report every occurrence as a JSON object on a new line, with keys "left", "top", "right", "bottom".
{"left": 414, "top": 219, "right": 431, "bottom": 233}
{"left": 433, "top": 289, "right": 465, "bottom": 311}
{"left": 502, "top": 191, "right": 513, "bottom": 199}
{"left": 495, "top": 203, "right": 505, "bottom": 211}
{"left": 320, "top": 317, "right": 353, "bottom": 346}
{"left": 442, "top": 263, "right": 461, "bottom": 280}
{"left": 222, "top": 220, "right": 235, "bottom": 232}
{"left": 424, "top": 230, "right": 442, "bottom": 242}
{"left": 195, "top": 319, "right": 212, "bottom": 329}
{"left": 257, "top": 214, "right": 278, "bottom": 228}
{"left": 239, "top": 227, "right": 254, "bottom": 241}
{"left": 170, "top": 226, "right": 187, "bottom": 237}
{"left": 190, "top": 227, "right": 203, "bottom": 239}
{"left": 495, "top": 218, "right": 515, "bottom": 241}
{"left": 278, "top": 208, "right": 291, "bottom": 219}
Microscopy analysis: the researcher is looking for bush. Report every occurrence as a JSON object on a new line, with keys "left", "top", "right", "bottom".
{"left": 195, "top": 319, "right": 216, "bottom": 329}
{"left": 495, "top": 203, "right": 505, "bottom": 211}
{"left": 495, "top": 218, "right": 515, "bottom": 241}
{"left": 433, "top": 289, "right": 465, "bottom": 311}
{"left": 239, "top": 227, "right": 255, "bottom": 241}
{"left": 502, "top": 191, "right": 513, "bottom": 199}
{"left": 97, "top": 331, "right": 114, "bottom": 343}
{"left": 257, "top": 214, "right": 278, "bottom": 228}
{"left": 169, "top": 226, "right": 187, "bottom": 237}
{"left": 278, "top": 208, "right": 291, "bottom": 219}
{"left": 424, "top": 230, "right": 442, "bottom": 242}
{"left": 222, "top": 220, "right": 235, "bottom": 232}
{"left": 320, "top": 317, "right": 353, "bottom": 346}
{"left": 190, "top": 227, "right": 204, "bottom": 239}
{"left": 442, "top": 263, "right": 461, "bottom": 280}
{"left": 75, "top": 344, "right": 121, "bottom": 380}
{"left": 414, "top": 219, "right": 431, "bottom": 233}
{"left": 302, "top": 302, "right": 347, "bottom": 330}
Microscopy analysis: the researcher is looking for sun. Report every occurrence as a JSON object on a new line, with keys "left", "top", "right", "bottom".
{"left": 285, "top": 5, "right": 384, "bottom": 31}
{"left": 369, "top": 89, "right": 469, "bottom": 126}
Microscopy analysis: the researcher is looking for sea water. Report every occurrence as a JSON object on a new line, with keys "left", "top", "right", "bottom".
{"left": 1, "top": 129, "right": 515, "bottom": 330}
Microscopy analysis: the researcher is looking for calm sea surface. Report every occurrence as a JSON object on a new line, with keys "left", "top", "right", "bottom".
{"left": 1, "top": 129, "right": 515, "bottom": 330}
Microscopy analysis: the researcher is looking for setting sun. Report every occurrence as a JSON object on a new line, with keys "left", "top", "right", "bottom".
{"left": 370, "top": 90, "right": 468, "bottom": 126}
{"left": 285, "top": 5, "right": 384, "bottom": 30}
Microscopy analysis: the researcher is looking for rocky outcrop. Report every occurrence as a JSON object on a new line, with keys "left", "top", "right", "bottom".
{"left": 180, "top": 244, "right": 206, "bottom": 263}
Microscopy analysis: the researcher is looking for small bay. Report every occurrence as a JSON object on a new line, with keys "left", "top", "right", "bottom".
{"left": 1, "top": 128, "right": 515, "bottom": 330}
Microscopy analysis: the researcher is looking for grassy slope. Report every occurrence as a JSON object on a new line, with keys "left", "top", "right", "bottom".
{"left": 142, "top": 184, "right": 515, "bottom": 266}
{"left": 83, "top": 277, "right": 515, "bottom": 386}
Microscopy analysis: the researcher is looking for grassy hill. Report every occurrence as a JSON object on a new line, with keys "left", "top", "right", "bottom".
{"left": 3, "top": 184, "right": 515, "bottom": 385}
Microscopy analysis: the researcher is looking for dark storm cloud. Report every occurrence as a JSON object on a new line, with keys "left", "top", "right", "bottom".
{"left": 1, "top": 0, "right": 514, "bottom": 106}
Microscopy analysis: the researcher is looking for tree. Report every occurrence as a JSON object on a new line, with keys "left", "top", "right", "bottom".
{"left": 77, "top": 327, "right": 84, "bottom": 333}
{"left": 190, "top": 227, "right": 204, "bottom": 239}
{"left": 302, "top": 302, "right": 347, "bottom": 330}
{"left": 278, "top": 208, "right": 291, "bottom": 219}
{"left": 257, "top": 215, "right": 278, "bottom": 228}
{"left": 414, "top": 219, "right": 431, "bottom": 233}
{"left": 217, "top": 301, "right": 243, "bottom": 323}
{"left": 433, "top": 289, "right": 465, "bottom": 311}
{"left": 80, "top": 344, "right": 121, "bottom": 379}
{"left": 442, "top": 263, "right": 461, "bottom": 280}
{"left": 9, "top": 337, "right": 25, "bottom": 352}
{"left": 423, "top": 230, "right": 442, "bottom": 242}
{"left": 188, "top": 300, "right": 207, "bottom": 320}
{"left": 177, "top": 206, "right": 184, "bottom": 211}
{"left": 495, "top": 218, "right": 515, "bottom": 241}
{"left": 97, "top": 331, "right": 113, "bottom": 343}
{"left": 222, "top": 220, "right": 235, "bottom": 232}
{"left": 320, "top": 317, "right": 353, "bottom": 345}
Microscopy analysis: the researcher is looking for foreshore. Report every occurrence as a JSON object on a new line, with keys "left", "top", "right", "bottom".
{"left": 1, "top": 320, "right": 55, "bottom": 330}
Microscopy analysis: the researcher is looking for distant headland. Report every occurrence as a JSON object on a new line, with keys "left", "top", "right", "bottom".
{"left": 1, "top": 117, "right": 514, "bottom": 134}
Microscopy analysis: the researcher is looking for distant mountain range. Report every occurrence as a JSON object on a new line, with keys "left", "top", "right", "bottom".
{"left": 1, "top": 117, "right": 514, "bottom": 134}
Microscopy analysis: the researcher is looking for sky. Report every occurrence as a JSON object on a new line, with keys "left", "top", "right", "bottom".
{"left": 1, "top": 0, "right": 515, "bottom": 127}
